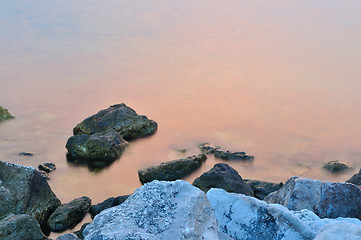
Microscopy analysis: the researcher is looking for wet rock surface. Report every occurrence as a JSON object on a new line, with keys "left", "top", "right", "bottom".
{"left": 19, "top": 152, "right": 34, "bottom": 156}
{"left": 198, "top": 142, "right": 254, "bottom": 161}
{"left": 264, "top": 177, "right": 361, "bottom": 220}
{"left": 73, "top": 103, "right": 158, "bottom": 140}
{"left": 39, "top": 163, "right": 56, "bottom": 173}
{"left": 0, "top": 106, "right": 14, "bottom": 121}
{"left": 322, "top": 160, "right": 353, "bottom": 173}
{"left": 0, "top": 161, "right": 61, "bottom": 230}
{"left": 89, "top": 195, "right": 129, "bottom": 219}
{"left": 56, "top": 233, "right": 81, "bottom": 240}
{"left": 138, "top": 154, "right": 207, "bottom": 184}
{"left": 192, "top": 163, "right": 254, "bottom": 196}
{"left": 243, "top": 179, "right": 283, "bottom": 200}
{"left": 0, "top": 214, "right": 46, "bottom": 240}
{"left": 83, "top": 180, "right": 218, "bottom": 240}
{"left": 198, "top": 142, "right": 220, "bottom": 154}
{"left": 48, "top": 196, "right": 91, "bottom": 232}
{"left": 347, "top": 168, "right": 361, "bottom": 186}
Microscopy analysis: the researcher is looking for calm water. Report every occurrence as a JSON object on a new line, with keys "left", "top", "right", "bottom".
{"left": 1, "top": 0, "right": 361, "bottom": 232}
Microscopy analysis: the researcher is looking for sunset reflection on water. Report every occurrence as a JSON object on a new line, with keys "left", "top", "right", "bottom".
{"left": 1, "top": 0, "right": 361, "bottom": 210}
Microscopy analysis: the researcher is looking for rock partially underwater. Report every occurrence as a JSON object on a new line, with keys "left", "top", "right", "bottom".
{"left": 0, "top": 106, "right": 14, "bottom": 121}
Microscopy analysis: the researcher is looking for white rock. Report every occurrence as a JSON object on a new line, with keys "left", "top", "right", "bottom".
{"left": 207, "top": 188, "right": 315, "bottom": 240}
{"left": 314, "top": 223, "right": 361, "bottom": 240}
{"left": 264, "top": 177, "right": 361, "bottom": 219}
{"left": 83, "top": 180, "right": 218, "bottom": 240}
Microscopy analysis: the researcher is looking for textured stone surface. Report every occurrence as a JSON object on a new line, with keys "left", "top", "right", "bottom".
{"left": 0, "top": 214, "right": 46, "bottom": 240}
{"left": 192, "top": 163, "right": 253, "bottom": 196}
{"left": 243, "top": 179, "right": 283, "bottom": 200}
{"left": 83, "top": 180, "right": 218, "bottom": 240}
{"left": 138, "top": 154, "right": 207, "bottom": 184}
{"left": 56, "top": 233, "right": 81, "bottom": 240}
{"left": 207, "top": 188, "right": 315, "bottom": 240}
{"left": 347, "top": 169, "right": 361, "bottom": 186}
{"left": 73, "top": 103, "right": 157, "bottom": 140}
{"left": 38, "top": 163, "right": 56, "bottom": 173}
{"left": 48, "top": 196, "right": 91, "bottom": 232}
{"left": 66, "top": 131, "right": 128, "bottom": 161}
{"left": 89, "top": 195, "right": 129, "bottom": 219}
{"left": 0, "top": 161, "right": 61, "bottom": 230}
{"left": 264, "top": 177, "right": 361, "bottom": 219}
{"left": 214, "top": 148, "right": 254, "bottom": 161}
{"left": 198, "top": 142, "right": 220, "bottom": 154}
{"left": 0, "top": 106, "right": 14, "bottom": 121}
{"left": 322, "top": 160, "right": 353, "bottom": 173}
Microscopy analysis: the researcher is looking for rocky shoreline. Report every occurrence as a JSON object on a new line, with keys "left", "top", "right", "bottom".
{"left": 1, "top": 104, "right": 361, "bottom": 239}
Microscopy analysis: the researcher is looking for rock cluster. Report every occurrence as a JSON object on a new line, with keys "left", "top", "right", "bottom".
{"left": 138, "top": 154, "right": 207, "bottom": 184}
{"left": 66, "top": 104, "right": 157, "bottom": 167}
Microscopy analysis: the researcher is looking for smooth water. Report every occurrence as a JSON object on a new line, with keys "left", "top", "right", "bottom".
{"left": 1, "top": 0, "right": 361, "bottom": 227}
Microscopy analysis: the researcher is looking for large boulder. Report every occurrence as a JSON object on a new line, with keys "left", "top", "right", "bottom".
{"left": 192, "top": 163, "right": 254, "bottom": 196}
{"left": 138, "top": 154, "right": 207, "bottom": 184}
{"left": 0, "top": 214, "right": 46, "bottom": 240}
{"left": 89, "top": 195, "right": 129, "bottom": 219}
{"left": 0, "top": 161, "right": 61, "bottom": 230}
{"left": 48, "top": 196, "right": 91, "bottom": 232}
{"left": 0, "top": 106, "right": 14, "bottom": 121}
{"left": 347, "top": 169, "right": 361, "bottom": 185}
{"left": 66, "top": 131, "right": 128, "bottom": 162}
{"left": 264, "top": 177, "right": 361, "bottom": 219}
{"left": 73, "top": 103, "right": 158, "bottom": 140}
{"left": 243, "top": 179, "right": 283, "bottom": 200}
{"left": 83, "top": 180, "right": 218, "bottom": 240}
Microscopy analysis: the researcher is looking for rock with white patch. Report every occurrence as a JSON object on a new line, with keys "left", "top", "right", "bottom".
{"left": 264, "top": 177, "right": 361, "bottom": 219}
{"left": 83, "top": 180, "right": 218, "bottom": 240}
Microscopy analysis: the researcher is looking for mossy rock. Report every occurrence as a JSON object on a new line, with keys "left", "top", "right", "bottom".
{"left": 0, "top": 106, "right": 14, "bottom": 121}
{"left": 323, "top": 161, "right": 353, "bottom": 173}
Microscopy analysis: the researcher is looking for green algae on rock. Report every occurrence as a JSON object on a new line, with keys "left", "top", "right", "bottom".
{"left": 0, "top": 106, "right": 14, "bottom": 121}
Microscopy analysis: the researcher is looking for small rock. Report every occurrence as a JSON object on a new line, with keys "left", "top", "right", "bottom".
{"left": 323, "top": 160, "right": 353, "bottom": 173}
{"left": 73, "top": 222, "right": 90, "bottom": 240}
{"left": 214, "top": 148, "right": 254, "bottom": 161}
{"left": 176, "top": 149, "right": 187, "bottom": 154}
{"left": 192, "top": 163, "right": 254, "bottom": 196}
{"left": 346, "top": 169, "right": 361, "bottom": 186}
{"left": 0, "top": 214, "right": 46, "bottom": 240}
{"left": 38, "top": 170, "right": 50, "bottom": 180}
{"left": 198, "top": 142, "right": 220, "bottom": 154}
{"left": 66, "top": 131, "right": 128, "bottom": 162}
{"left": 0, "top": 106, "right": 14, "bottom": 121}
{"left": 264, "top": 177, "right": 361, "bottom": 220}
{"left": 243, "top": 179, "right": 283, "bottom": 200}
{"left": 83, "top": 180, "right": 218, "bottom": 240}
{"left": 48, "top": 196, "right": 91, "bottom": 232}
{"left": 138, "top": 154, "right": 207, "bottom": 184}
{"left": 73, "top": 103, "right": 158, "bottom": 140}
{"left": 19, "top": 152, "right": 34, "bottom": 156}
{"left": 89, "top": 195, "right": 129, "bottom": 219}
{"left": 56, "top": 233, "right": 81, "bottom": 240}
{"left": 38, "top": 163, "right": 56, "bottom": 173}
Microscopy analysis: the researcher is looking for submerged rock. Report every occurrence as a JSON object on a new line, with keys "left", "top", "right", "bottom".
{"left": 243, "top": 179, "right": 283, "bottom": 200}
{"left": 0, "top": 214, "right": 46, "bottom": 240}
{"left": 0, "top": 106, "right": 14, "bottom": 121}
{"left": 192, "top": 163, "right": 253, "bottom": 196}
{"left": 48, "top": 196, "right": 91, "bottom": 232}
{"left": 323, "top": 160, "right": 353, "bottom": 173}
{"left": 0, "top": 161, "right": 61, "bottom": 230}
{"left": 347, "top": 169, "right": 361, "bottom": 186}
{"left": 264, "top": 177, "right": 361, "bottom": 219}
{"left": 19, "top": 152, "right": 34, "bottom": 156}
{"left": 89, "top": 195, "right": 129, "bottom": 219}
{"left": 66, "top": 131, "right": 128, "bottom": 162}
{"left": 83, "top": 180, "right": 218, "bottom": 240}
{"left": 138, "top": 154, "right": 207, "bottom": 184}
{"left": 73, "top": 103, "right": 158, "bottom": 140}
{"left": 38, "top": 163, "right": 56, "bottom": 173}
{"left": 198, "top": 142, "right": 220, "bottom": 154}
{"left": 214, "top": 148, "right": 254, "bottom": 161}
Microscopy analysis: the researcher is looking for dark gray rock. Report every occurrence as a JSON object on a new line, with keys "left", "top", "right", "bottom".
{"left": 0, "top": 106, "right": 14, "bottom": 121}
{"left": 19, "top": 152, "right": 34, "bottom": 156}
{"left": 214, "top": 148, "right": 254, "bottom": 161}
{"left": 89, "top": 195, "right": 129, "bottom": 219}
{"left": 264, "top": 177, "right": 361, "bottom": 220}
{"left": 138, "top": 154, "right": 207, "bottom": 184}
{"left": 73, "top": 222, "right": 90, "bottom": 240}
{"left": 192, "top": 163, "right": 254, "bottom": 196}
{"left": 73, "top": 103, "right": 158, "bottom": 140}
{"left": 323, "top": 160, "right": 353, "bottom": 173}
{"left": 0, "top": 161, "right": 61, "bottom": 230}
{"left": 243, "top": 179, "right": 283, "bottom": 200}
{"left": 56, "top": 233, "right": 80, "bottom": 240}
{"left": 48, "top": 196, "right": 91, "bottom": 232}
{"left": 0, "top": 214, "right": 46, "bottom": 240}
{"left": 39, "top": 163, "right": 56, "bottom": 173}
{"left": 66, "top": 131, "right": 128, "bottom": 161}
{"left": 198, "top": 142, "right": 220, "bottom": 154}
{"left": 347, "top": 169, "right": 361, "bottom": 185}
